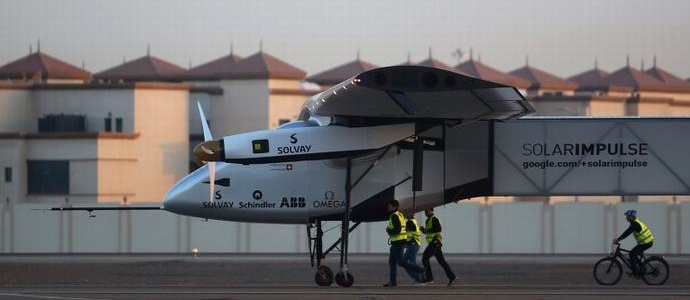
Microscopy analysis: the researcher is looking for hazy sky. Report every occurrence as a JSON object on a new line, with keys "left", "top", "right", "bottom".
{"left": 1, "top": 0, "right": 689, "bottom": 79}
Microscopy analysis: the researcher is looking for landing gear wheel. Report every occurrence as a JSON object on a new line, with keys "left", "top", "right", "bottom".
{"left": 335, "top": 271, "right": 354, "bottom": 287}
{"left": 315, "top": 266, "right": 334, "bottom": 286}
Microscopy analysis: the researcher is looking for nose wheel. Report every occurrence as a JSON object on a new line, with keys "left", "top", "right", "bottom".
{"left": 335, "top": 270, "right": 354, "bottom": 287}
{"left": 315, "top": 265, "right": 334, "bottom": 286}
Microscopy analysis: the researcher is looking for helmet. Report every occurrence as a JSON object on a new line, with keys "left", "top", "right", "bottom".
{"left": 624, "top": 209, "right": 637, "bottom": 218}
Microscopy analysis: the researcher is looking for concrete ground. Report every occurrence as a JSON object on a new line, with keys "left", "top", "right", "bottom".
{"left": 0, "top": 254, "right": 688, "bottom": 300}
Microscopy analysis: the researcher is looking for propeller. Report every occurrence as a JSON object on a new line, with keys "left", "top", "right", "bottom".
{"left": 195, "top": 101, "right": 217, "bottom": 202}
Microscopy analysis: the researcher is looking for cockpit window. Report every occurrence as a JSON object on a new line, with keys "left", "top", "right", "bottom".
{"left": 276, "top": 120, "right": 320, "bottom": 129}
{"left": 297, "top": 107, "right": 310, "bottom": 121}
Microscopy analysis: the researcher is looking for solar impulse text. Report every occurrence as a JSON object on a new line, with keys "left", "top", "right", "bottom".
{"left": 520, "top": 142, "right": 649, "bottom": 170}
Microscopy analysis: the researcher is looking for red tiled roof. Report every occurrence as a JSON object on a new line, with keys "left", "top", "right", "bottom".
{"left": 179, "top": 53, "right": 243, "bottom": 81}
{"left": 568, "top": 68, "right": 609, "bottom": 88}
{"left": 509, "top": 65, "right": 577, "bottom": 90}
{"left": 93, "top": 55, "right": 185, "bottom": 82}
{"left": 642, "top": 57, "right": 690, "bottom": 90}
{"left": 456, "top": 59, "right": 531, "bottom": 89}
{"left": 602, "top": 65, "right": 666, "bottom": 91}
{"left": 0, "top": 51, "right": 90, "bottom": 80}
{"left": 218, "top": 51, "right": 306, "bottom": 80}
{"left": 306, "top": 59, "right": 378, "bottom": 86}
{"left": 645, "top": 67, "right": 689, "bottom": 88}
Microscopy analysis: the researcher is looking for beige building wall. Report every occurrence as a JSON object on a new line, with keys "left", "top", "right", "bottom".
{"left": 134, "top": 89, "right": 189, "bottom": 202}
{"left": 268, "top": 79, "right": 301, "bottom": 90}
{"left": 531, "top": 99, "right": 590, "bottom": 116}
{"left": 589, "top": 99, "right": 625, "bottom": 116}
{"left": 629, "top": 99, "right": 672, "bottom": 116}
{"left": 268, "top": 94, "right": 309, "bottom": 128}
{"left": 33, "top": 89, "right": 135, "bottom": 133}
{"left": 25, "top": 139, "right": 97, "bottom": 203}
{"left": 641, "top": 91, "right": 690, "bottom": 102}
{"left": 670, "top": 103, "right": 690, "bottom": 115}
{"left": 16, "top": 137, "right": 140, "bottom": 204}
{"left": 0, "top": 139, "right": 27, "bottom": 203}
{"left": 210, "top": 80, "right": 269, "bottom": 136}
{"left": 0, "top": 89, "right": 32, "bottom": 131}
{"left": 97, "top": 137, "right": 138, "bottom": 202}
{"left": 45, "top": 79, "right": 85, "bottom": 84}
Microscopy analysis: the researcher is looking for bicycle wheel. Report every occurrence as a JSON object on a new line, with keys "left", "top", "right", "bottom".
{"left": 641, "top": 256, "right": 669, "bottom": 285}
{"left": 593, "top": 257, "right": 622, "bottom": 285}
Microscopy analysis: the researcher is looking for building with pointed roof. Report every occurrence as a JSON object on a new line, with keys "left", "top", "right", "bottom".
{"left": 644, "top": 56, "right": 690, "bottom": 91}
{"left": 600, "top": 63, "right": 665, "bottom": 92}
{"left": 219, "top": 51, "right": 306, "bottom": 80}
{"left": 183, "top": 50, "right": 312, "bottom": 144}
{"left": 568, "top": 61, "right": 609, "bottom": 89}
{"left": 306, "top": 56, "right": 378, "bottom": 87}
{"left": 0, "top": 80, "right": 192, "bottom": 203}
{"left": 0, "top": 50, "right": 90, "bottom": 83}
{"left": 509, "top": 59, "right": 577, "bottom": 95}
{"left": 456, "top": 57, "right": 530, "bottom": 89}
{"left": 93, "top": 53, "right": 185, "bottom": 82}
{"left": 179, "top": 52, "right": 242, "bottom": 81}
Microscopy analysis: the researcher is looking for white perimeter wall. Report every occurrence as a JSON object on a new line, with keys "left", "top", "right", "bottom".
{"left": 1, "top": 201, "right": 688, "bottom": 254}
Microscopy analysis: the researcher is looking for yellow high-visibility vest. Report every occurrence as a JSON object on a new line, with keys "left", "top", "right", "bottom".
{"left": 425, "top": 215, "right": 442, "bottom": 244}
{"left": 387, "top": 211, "right": 407, "bottom": 242}
{"left": 633, "top": 219, "right": 654, "bottom": 245}
{"left": 406, "top": 218, "right": 421, "bottom": 246}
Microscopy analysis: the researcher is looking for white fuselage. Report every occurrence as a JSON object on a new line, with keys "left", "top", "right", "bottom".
{"left": 163, "top": 133, "right": 446, "bottom": 224}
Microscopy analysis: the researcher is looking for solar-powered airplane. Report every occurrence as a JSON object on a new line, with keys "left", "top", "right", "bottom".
{"left": 56, "top": 66, "right": 536, "bottom": 287}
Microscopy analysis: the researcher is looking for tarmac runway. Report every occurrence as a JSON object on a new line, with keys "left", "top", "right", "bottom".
{"left": 0, "top": 254, "right": 689, "bottom": 300}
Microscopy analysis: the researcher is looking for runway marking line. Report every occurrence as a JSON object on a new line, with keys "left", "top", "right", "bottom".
{"left": 5, "top": 286, "right": 690, "bottom": 297}
{"left": 0, "top": 293, "right": 115, "bottom": 300}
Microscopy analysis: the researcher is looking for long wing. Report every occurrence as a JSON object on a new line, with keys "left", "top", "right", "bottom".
{"left": 302, "top": 66, "right": 533, "bottom": 124}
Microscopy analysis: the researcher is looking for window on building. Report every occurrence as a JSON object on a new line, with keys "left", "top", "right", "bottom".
{"left": 115, "top": 118, "right": 123, "bottom": 132}
{"left": 27, "top": 161, "right": 69, "bottom": 194}
{"left": 278, "top": 119, "right": 291, "bottom": 125}
{"left": 105, "top": 117, "right": 112, "bottom": 132}
{"left": 4, "top": 167, "right": 11, "bottom": 183}
{"left": 38, "top": 114, "right": 87, "bottom": 132}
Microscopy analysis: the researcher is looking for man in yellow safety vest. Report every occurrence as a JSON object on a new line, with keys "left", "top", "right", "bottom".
{"left": 402, "top": 213, "right": 422, "bottom": 283}
{"left": 383, "top": 200, "right": 425, "bottom": 287}
{"left": 420, "top": 208, "right": 457, "bottom": 286}
{"left": 614, "top": 209, "right": 654, "bottom": 277}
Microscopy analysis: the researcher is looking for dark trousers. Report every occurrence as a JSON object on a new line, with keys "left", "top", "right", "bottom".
{"left": 630, "top": 241, "right": 653, "bottom": 274}
{"left": 389, "top": 241, "right": 424, "bottom": 284}
{"left": 422, "top": 241, "right": 455, "bottom": 282}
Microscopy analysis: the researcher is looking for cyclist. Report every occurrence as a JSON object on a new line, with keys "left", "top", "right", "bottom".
{"left": 613, "top": 209, "right": 654, "bottom": 277}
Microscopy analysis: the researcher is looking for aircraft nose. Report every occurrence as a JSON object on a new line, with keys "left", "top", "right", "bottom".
{"left": 163, "top": 171, "right": 201, "bottom": 214}
{"left": 163, "top": 163, "right": 219, "bottom": 214}
{"left": 162, "top": 182, "right": 185, "bottom": 213}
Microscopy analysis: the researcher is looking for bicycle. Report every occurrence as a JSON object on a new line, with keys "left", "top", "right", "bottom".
{"left": 593, "top": 242, "right": 669, "bottom": 285}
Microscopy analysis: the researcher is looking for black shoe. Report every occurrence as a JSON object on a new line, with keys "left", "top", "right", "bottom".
{"left": 448, "top": 276, "right": 458, "bottom": 287}
{"left": 383, "top": 282, "right": 397, "bottom": 287}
